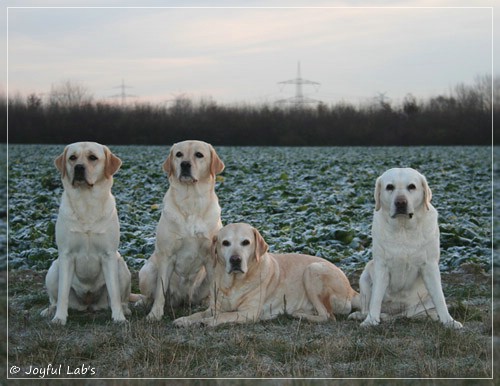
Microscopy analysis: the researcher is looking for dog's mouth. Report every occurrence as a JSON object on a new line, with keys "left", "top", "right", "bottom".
{"left": 179, "top": 174, "right": 198, "bottom": 184}
{"left": 391, "top": 212, "right": 414, "bottom": 219}
{"left": 229, "top": 266, "right": 244, "bottom": 274}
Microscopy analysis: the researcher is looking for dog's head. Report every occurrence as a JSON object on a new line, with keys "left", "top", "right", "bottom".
{"left": 374, "top": 167, "right": 432, "bottom": 219}
{"left": 55, "top": 142, "right": 122, "bottom": 188}
{"left": 211, "top": 223, "right": 269, "bottom": 276}
{"left": 163, "top": 140, "right": 224, "bottom": 184}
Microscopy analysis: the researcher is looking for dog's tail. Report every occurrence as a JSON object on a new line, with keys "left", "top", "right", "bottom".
{"left": 129, "top": 293, "right": 143, "bottom": 303}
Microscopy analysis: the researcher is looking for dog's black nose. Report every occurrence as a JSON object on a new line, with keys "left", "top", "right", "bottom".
{"left": 74, "top": 164, "right": 85, "bottom": 179}
{"left": 181, "top": 161, "right": 191, "bottom": 169}
{"left": 230, "top": 255, "right": 241, "bottom": 265}
{"left": 395, "top": 197, "right": 408, "bottom": 210}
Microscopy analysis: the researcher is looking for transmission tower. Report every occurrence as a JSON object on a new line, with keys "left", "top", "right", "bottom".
{"left": 374, "top": 92, "right": 390, "bottom": 105}
{"left": 276, "top": 62, "right": 321, "bottom": 106}
{"left": 374, "top": 91, "right": 391, "bottom": 110}
{"left": 110, "top": 79, "right": 137, "bottom": 105}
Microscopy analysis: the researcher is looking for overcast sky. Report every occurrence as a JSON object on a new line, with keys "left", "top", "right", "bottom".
{"left": 2, "top": 1, "right": 497, "bottom": 106}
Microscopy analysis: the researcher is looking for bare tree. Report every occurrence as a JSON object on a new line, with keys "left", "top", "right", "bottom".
{"left": 454, "top": 75, "right": 493, "bottom": 112}
{"left": 472, "top": 74, "right": 492, "bottom": 111}
{"left": 402, "top": 93, "right": 419, "bottom": 115}
{"left": 26, "top": 93, "right": 42, "bottom": 110}
{"left": 49, "top": 80, "right": 93, "bottom": 108}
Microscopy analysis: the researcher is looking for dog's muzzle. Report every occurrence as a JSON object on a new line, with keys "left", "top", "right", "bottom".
{"left": 228, "top": 255, "right": 244, "bottom": 274}
{"left": 179, "top": 161, "right": 197, "bottom": 183}
{"left": 392, "top": 196, "right": 413, "bottom": 218}
{"left": 72, "top": 164, "right": 89, "bottom": 186}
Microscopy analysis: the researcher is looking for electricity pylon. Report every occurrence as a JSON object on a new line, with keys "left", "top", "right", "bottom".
{"left": 276, "top": 62, "right": 321, "bottom": 106}
{"left": 110, "top": 79, "right": 137, "bottom": 105}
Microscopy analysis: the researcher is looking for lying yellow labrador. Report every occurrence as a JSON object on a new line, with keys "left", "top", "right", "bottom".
{"left": 349, "top": 168, "right": 462, "bottom": 328}
{"left": 137, "top": 140, "right": 225, "bottom": 321}
{"left": 41, "top": 142, "right": 131, "bottom": 325}
{"left": 174, "top": 223, "right": 359, "bottom": 327}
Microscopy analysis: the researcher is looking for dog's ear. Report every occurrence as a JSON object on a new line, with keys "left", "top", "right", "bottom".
{"left": 252, "top": 227, "right": 269, "bottom": 263}
{"left": 210, "top": 235, "right": 219, "bottom": 268}
{"left": 104, "top": 146, "right": 122, "bottom": 179}
{"left": 162, "top": 146, "right": 175, "bottom": 176}
{"left": 209, "top": 145, "right": 225, "bottom": 177}
{"left": 420, "top": 173, "right": 432, "bottom": 210}
{"left": 374, "top": 176, "right": 382, "bottom": 211}
{"left": 54, "top": 147, "right": 68, "bottom": 178}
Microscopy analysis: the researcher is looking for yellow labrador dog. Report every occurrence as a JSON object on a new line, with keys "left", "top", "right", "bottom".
{"left": 349, "top": 168, "right": 462, "bottom": 328}
{"left": 174, "top": 223, "right": 359, "bottom": 327}
{"left": 41, "top": 142, "right": 131, "bottom": 325}
{"left": 137, "top": 140, "right": 225, "bottom": 321}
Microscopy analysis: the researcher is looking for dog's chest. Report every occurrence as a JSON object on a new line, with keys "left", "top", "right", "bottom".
{"left": 175, "top": 236, "right": 209, "bottom": 261}
{"left": 217, "top": 283, "right": 249, "bottom": 312}
{"left": 59, "top": 193, "right": 118, "bottom": 235}
{"left": 74, "top": 255, "right": 105, "bottom": 283}
{"left": 180, "top": 214, "right": 212, "bottom": 238}
{"left": 384, "top": 258, "right": 420, "bottom": 292}
{"left": 163, "top": 209, "right": 220, "bottom": 245}
{"left": 375, "top": 231, "right": 432, "bottom": 292}
{"left": 59, "top": 218, "right": 118, "bottom": 251}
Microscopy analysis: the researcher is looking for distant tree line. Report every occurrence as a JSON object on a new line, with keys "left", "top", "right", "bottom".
{"left": 3, "top": 75, "right": 497, "bottom": 146}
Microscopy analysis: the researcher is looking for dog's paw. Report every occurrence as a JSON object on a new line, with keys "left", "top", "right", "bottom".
{"left": 173, "top": 317, "right": 193, "bottom": 328}
{"left": 50, "top": 316, "right": 67, "bottom": 326}
{"left": 360, "top": 316, "right": 380, "bottom": 327}
{"left": 146, "top": 309, "right": 163, "bottom": 322}
{"left": 112, "top": 313, "right": 127, "bottom": 323}
{"left": 444, "top": 319, "right": 463, "bottom": 329}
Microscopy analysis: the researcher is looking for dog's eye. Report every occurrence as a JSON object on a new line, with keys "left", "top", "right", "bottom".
{"left": 69, "top": 155, "right": 77, "bottom": 161}
{"left": 241, "top": 239, "right": 250, "bottom": 246}
{"left": 408, "top": 184, "right": 416, "bottom": 191}
{"left": 176, "top": 152, "right": 183, "bottom": 158}
{"left": 222, "top": 240, "right": 230, "bottom": 247}
{"left": 386, "top": 184, "right": 395, "bottom": 191}
{"left": 195, "top": 152, "right": 204, "bottom": 159}
{"left": 88, "top": 155, "right": 98, "bottom": 161}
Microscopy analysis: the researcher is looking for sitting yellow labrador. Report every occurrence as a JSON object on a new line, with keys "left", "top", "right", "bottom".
{"left": 136, "top": 140, "right": 225, "bottom": 321}
{"left": 41, "top": 142, "right": 131, "bottom": 325}
{"left": 349, "top": 168, "right": 462, "bottom": 328}
{"left": 174, "top": 223, "right": 359, "bottom": 327}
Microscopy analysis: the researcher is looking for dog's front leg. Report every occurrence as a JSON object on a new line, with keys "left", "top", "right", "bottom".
{"left": 102, "top": 252, "right": 126, "bottom": 323}
{"left": 361, "top": 263, "right": 388, "bottom": 327}
{"left": 52, "top": 254, "right": 74, "bottom": 325}
{"left": 147, "top": 257, "right": 174, "bottom": 321}
{"left": 173, "top": 308, "right": 213, "bottom": 327}
{"left": 201, "top": 310, "right": 260, "bottom": 327}
{"left": 421, "top": 264, "right": 462, "bottom": 329}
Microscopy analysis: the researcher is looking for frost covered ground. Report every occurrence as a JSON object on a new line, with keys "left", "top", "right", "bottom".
{"left": 8, "top": 145, "right": 492, "bottom": 274}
